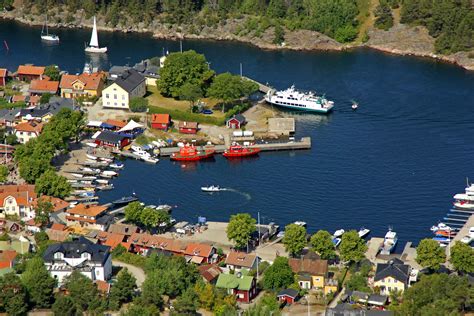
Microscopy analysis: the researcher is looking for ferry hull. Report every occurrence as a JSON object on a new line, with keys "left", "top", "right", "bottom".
{"left": 265, "top": 100, "right": 333, "bottom": 114}
{"left": 223, "top": 148, "right": 260, "bottom": 158}
{"left": 170, "top": 152, "right": 215, "bottom": 161}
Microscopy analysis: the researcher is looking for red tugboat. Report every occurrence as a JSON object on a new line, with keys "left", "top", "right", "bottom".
{"left": 223, "top": 144, "right": 260, "bottom": 158}
{"left": 170, "top": 144, "right": 215, "bottom": 161}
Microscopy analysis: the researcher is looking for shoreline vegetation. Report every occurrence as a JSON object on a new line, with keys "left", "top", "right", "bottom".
{"left": 1, "top": 1, "right": 473, "bottom": 71}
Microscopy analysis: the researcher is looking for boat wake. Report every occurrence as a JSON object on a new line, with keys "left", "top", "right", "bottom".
{"left": 223, "top": 188, "right": 252, "bottom": 201}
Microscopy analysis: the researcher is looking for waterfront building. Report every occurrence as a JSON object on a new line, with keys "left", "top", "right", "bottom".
{"left": 96, "top": 231, "right": 129, "bottom": 250}
{"left": 28, "top": 78, "right": 59, "bottom": 96}
{"left": 226, "top": 114, "right": 246, "bottom": 129}
{"left": 102, "top": 69, "right": 146, "bottom": 110}
{"left": 373, "top": 258, "right": 411, "bottom": 295}
{"left": 0, "top": 68, "right": 7, "bottom": 86}
{"left": 107, "top": 223, "right": 140, "bottom": 238}
{"left": 151, "top": 114, "right": 171, "bottom": 130}
{"left": 59, "top": 72, "right": 106, "bottom": 99}
{"left": 14, "top": 121, "right": 43, "bottom": 144}
{"left": 288, "top": 257, "right": 337, "bottom": 294}
{"left": 65, "top": 204, "right": 112, "bottom": 231}
{"left": 43, "top": 237, "right": 112, "bottom": 284}
{"left": 104, "top": 119, "right": 128, "bottom": 130}
{"left": 277, "top": 288, "right": 299, "bottom": 305}
{"left": 16, "top": 65, "right": 44, "bottom": 82}
{"left": 178, "top": 121, "right": 198, "bottom": 134}
{"left": 215, "top": 272, "right": 257, "bottom": 303}
{"left": 224, "top": 251, "right": 260, "bottom": 272}
{"left": 184, "top": 243, "right": 217, "bottom": 264}
{"left": 93, "top": 130, "right": 131, "bottom": 149}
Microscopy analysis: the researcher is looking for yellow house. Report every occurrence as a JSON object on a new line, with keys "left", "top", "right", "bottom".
{"left": 288, "top": 257, "right": 337, "bottom": 294}
{"left": 373, "top": 258, "right": 410, "bottom": 295}
{"left": 59, "top": 72, "right": 105, "bottom": 99}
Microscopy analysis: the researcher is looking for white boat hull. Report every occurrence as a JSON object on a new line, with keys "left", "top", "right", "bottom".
{"left": 41, "top": 35, "right": 59, "bottom": 42}
{"left": 265, "top": 98, "right": 333, "bottom": 113}
{"left": 85, "top": 46, "right": 108, "bottom": 53}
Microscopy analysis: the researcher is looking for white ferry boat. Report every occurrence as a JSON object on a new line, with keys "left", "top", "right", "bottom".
{"left": 265, "top": 85, "right": 334, "bottom": 113}
{"left": 453, "top": 183, "right": 474, "bottom": 210}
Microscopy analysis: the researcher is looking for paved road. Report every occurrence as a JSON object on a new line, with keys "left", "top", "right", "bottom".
{"left": 113, "top": 260, "right": 146, "bottom": 288}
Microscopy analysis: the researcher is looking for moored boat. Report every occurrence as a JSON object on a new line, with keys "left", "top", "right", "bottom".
{"left": 332, "top": 237, "right": 341, "bottom": 247}
{"left": 380, "top": 228, "right": 398, "bottom": 255}
{"left": 112, "top": 194, "right": 138, "bottom": 206}
{"left": 333, "top": 229, "right": 345, "bottom": 238}
{"left": 223, "top": 145, "right": 260, "bottom": 158}
{"left": 430, "top": 222, "right": 452, "bottom": 232}
{"left": 265, "top": 85, "right": 334, "bottom": 113}
{"left": 110, "top": 162, "right": 124, "bottom": 169}
{"left": 358, "top": 227, "right": 370, "bottom": 238}
{"left": 86, "top": 154, "right": 98, "bottom": 160}
{"left": 171, "top": 144, "right": 215, "bottom": 161}
{"left": 85, "top": 16, "right": 107, "bottom": 53}
{"left": 453, "top": 183, "right": 474, "bottom": 210}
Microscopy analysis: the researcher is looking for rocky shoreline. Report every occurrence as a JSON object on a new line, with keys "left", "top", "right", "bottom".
{"left": 2, "top": 11, "right": 473, "bottom": 71}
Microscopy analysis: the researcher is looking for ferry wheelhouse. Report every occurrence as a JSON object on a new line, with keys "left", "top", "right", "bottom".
{"left": 265, "top": 85, "right": 334, "bottom": 113}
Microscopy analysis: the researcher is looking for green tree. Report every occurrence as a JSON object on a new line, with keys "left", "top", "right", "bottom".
{"left": 0, "top": 273, "right": 28, "bottom": 316}
{"left": 374, "top": 2, "right": 394, "bottom": 31}
{"left": 416, "top": 238, "right": 446, "bottom": 271}
{"left": 121, "top": 302, "right": 160, "bottom": 316}
{"left": 207, "top": 73, "right": 258, "bottom": 112}
{"left": 450, "top": 241, "right": 474, "bottom": 273}
{"left": 346, "top": 273, "right": 371, "bottom": 292}
{"left": 5, "top": 133, "right": 17, "bottom": 145}
{"left": 109, "top": 268, "right": 137, "bottom": 310}
{"left": 310, "top": 230, "right": 336, "bottom": 259}
{"left": 172, "top": 287, "right": 199, "bottom": 315}
{"left": 141, "top": 271, "right": 164, "bottom": 308}
{"left": 195, "top": 283, "right": 216, "bottom": 311}
{"left": 0, "top": 165, "right": 8, "bottom": 183}
{"left": 263, "top": 256, "right": 294, "bottom": 290}
{"left": 158, "top": 50, "right": 215, "bottom": 98}
{"left": 63, "top": 271, "right": 103, "bottom": 313}
{"left": 267, "top": 0, "right": 286, "bottom": 18}
{"left": 398, "top": 273, "right": 470, "bottom": 315}
{"left": 52, "top": 295, "right": 80, "bottom": 316}
{"left": 40, "top": 93, "right": 53, "bottom": 104}
{"left": 33, "top": 197, "right": 54, "bottom": 225}
{"left": 282, "top": 223, "right": 307, "bottom": 257}
{"left": 273, "top": 24, "right": 285, "bottom": 45}
{"left": 21, "top": 257, "right": 56, "bottom": 308}
{"left": 178, "top": 82, "right": 203, "bottom": 107}
{"left": 129, "top": 97, "right": 149, "bottom": 112}
{"left": 226, "top": 213, "right": 256, "bottom": 249}
{"left": 244, "top": 293, "right": 281, "bottom": 315}
{"left": 44, "top": 65, "right": 60, "bottom": 81}
{"left": 35, "top": 169, "right": 71, "bottom": 198}
{"left": 339, "top": 230, "right": 367, "bottom": 263}
{"left": 124, "top": 201, "right": 144, "bottom": 223}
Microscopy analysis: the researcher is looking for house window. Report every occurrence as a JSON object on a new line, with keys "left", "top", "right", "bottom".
{"left": 388, "top": 287, "right": 392, "bottom": 291}
{"left": 122, "top": 95, "right": 125, "bottom": 100}
{"left": 107, "top": 102, "right": 110, "bottom": 105}
{"left": 114, "top": 102, "right": 117, "bottom": 106}
{"left": 387, "top": 278, "right": 391, "bottom": 283}
{"left": 54, "top": 252, "right": 63, "bottom": 259}
{"left": 122, "top": 103, "right": 125, "bottom": 106}
{"left": 315, "top": 278, "right": 320, "bottom": 282}
{"left": 106, "top": 94, "right": 109, "bottom": 98}
{"left": 114, "top": 94, "right": 117, "bottom": 100}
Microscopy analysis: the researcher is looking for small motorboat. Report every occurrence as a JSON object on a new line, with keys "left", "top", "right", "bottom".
{"left": 333, "top": 229, "right": 345, "bottom": 238}
{"left": 201, "top": 185, "right": 221, "bottom": 192}
{"left": 100, "top": 157, "right": 114, "bottom": 163}
{"left": 293, "top": 221, "right": 307, "bottom": 227}
{"left": 95, "top": 179, "right": 109, "bottom": 185}
{"left": 358, "top": 227, "right": 370, "bottom": 238}
{"left": 332, "top": 238, "right": 341, "bottom": 247}
{"left": 351, "top": 101, "right": 358, "bottom": 111}
{"left": 435, "top": 230, "right": 455, "bottom": 237}
{"left": 101, "top": 170, "right": 118, "bottom": 177}
{"left": 432, "top": 236, "right": 450, "bottom": 243}
{"left": 461, "top": 235, "right": 472, "bottom": 244}
{"left": 142, "top": 156, "right": 159, "bottom": 164}
{"left": 430, "top": 223, "right": 452, "bottom": 232}
{"left": 71, "top": 173, "right": 84, "bottom": 178}
{"left": 86, "top": 154, "right": 98, "bottom": 160}
{"left": 112, "top": 194, "right": 139, "bottom": 206}
{"left": 97, "top": 184, "right": 114, "bottom": 191}
{"left": 110, "top": 162, "right": 124, "bottom": 169}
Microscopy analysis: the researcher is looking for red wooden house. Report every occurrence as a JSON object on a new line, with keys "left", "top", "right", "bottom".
{"left": 0, "top": 69, "right": 7, "bottom": 86}
{"left": 94, "top": 130, "right": 130, "bottom": 149}
{"left": 277, "top": 288, "right": 299, "bottom": 304}
{"left": 151, "top": 114, "right": 171, "bottom": 131}
{"left": 226, "top": 114, "right": 246, "bottom": 129}
{"left": 178, "top": 121, "right": 198, "bottom": 134}
{"left": 216, "top": 273, "right": 257, "bottom": 303}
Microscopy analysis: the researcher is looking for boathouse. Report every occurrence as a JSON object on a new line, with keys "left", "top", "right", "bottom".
{"left": 178, "top": 121, "right": 198, "bottom": 134}
{"left": 16, "top": 65, "right": 45, "bottom": 82}
{"left": 226, "top": 114, "right": 246, "bottom": 129}
{"left": 94, "top": 130, "right": 130, "bottom": 149}
{"left": 151, "top": 114, "right": 171, "bottom": 130}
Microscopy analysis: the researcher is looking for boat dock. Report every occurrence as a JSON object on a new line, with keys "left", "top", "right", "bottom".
{"left": 242, "top": 76, "right": 272, "bottom": 94}
{"left": 155, "top": 137, "right": 311, "bottom": 157}
{"left": 448, "top": 213, "right": 474, "bottom": 251}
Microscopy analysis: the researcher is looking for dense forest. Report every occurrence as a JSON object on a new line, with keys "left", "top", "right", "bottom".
{"left": 1, "top": 0, "right": 473, "bottom": 54}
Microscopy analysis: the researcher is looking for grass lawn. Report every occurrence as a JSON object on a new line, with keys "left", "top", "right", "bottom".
{"left": 146, "top": 85, "right": 227, "bottom": 126}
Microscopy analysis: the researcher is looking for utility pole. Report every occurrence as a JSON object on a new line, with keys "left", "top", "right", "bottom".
{"left": 257, "top": 211, "right": 260, "bottom": 280}
{"left": 240, "top": 63, "right": 243, "bottom": 77}
{"left": 180, "top": 39, "right": 183, "bottom": 53}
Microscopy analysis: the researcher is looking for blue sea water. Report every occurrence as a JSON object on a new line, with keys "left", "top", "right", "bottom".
{"left": 2, "top": 19, "right": 474, "bottom": 247}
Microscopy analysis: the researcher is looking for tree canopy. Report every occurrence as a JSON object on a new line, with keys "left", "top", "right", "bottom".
{"left": 282, "top": 223, "right": 307, "bottom": 257}
{"left": 226, "top": 213, "right": 256, "bottom": 249}
{"left": 35, "top": 169, "right": 71, "bottom": 199}
{"left": 207, "top": 72, "right": 258, "bottom": 105}
{"left": 44, "top": 65, "right": 61, "bottom": 81}
{"left": 0, "top": 273, "right": 28, "bottom": 316}
{"left": 129, "top": 97, "right": 149, "bottom": 112}
{"left": 124, "top": 202, "right": 170, "bottom": 232}
{"left": 21, "top": 257, "right": 56, "bottom": 309}
{"left": 416, "top": 238, "right": 446, "bottom": 271}
{"left": 450, "top": 241, "right": 474, "bottom": 273}
{"left": 263, "top": 256, "right": 295, "bottom": 290}
{"left": 339, "top": 230, "right": 367, "bottom": 263}
{"left": 310, "top": 229, "right": 336, "bottom": 259}
{"left": 108, "top": 268, "right": 137, "bottom": 310}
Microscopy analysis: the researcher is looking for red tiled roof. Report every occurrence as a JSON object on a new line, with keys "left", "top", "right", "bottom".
{"left": 95, "top": 280, "right": 111, "bottom": 294}
{"left": 11, "top": 95, "right": 26, "bottom": 103}
{"left": 50, "top": 223, "right": 66, "bottom": 231}
{"left": 184, "top": 243, "right": 214, "bottom": 258}
{"left": 0, "top": 250, "right": 17, "bottom": 268}
{"left": 198, "top": 264, "right": 222, "bottom": 283}
{"left": 25, "top": 218, "right": 41, "bottom": 227}
{"left": 59, "top": 72, "right": 104, "bottom": 90}
{"left": 151, "top": 114, "right": 170, "bottom": 124}
{"left": 33, "top": 196, "right": 69, "bottom": 213}
{"left": 17, "top": 65, "right": 44, "bottom": 76}
{"left": 0, "top": 192, "right": 34, "bottom": 207}
{"left": 67, "top": 204, "right": 107, "bottom": 217}
{"left": 105, "top": 119, "right": 127, "bottom": 128}
{"left": 29, "top": 95, "right": 40, "bottom": 104}
{"left": 178, "top": 121, "right": 198, "bottom": 129}
{"left": 14, "top": 121, "right": 43, "bottom": 133}
{"left": 29, "top": 79, "right": 59, "bottom": 93}
{"left": 225, "top": 251, "right": 257, "bottom": 268}
{"left": 288, "top": 258, "right": 328, "bottom": 276}
{"left": 0, "top": 185, "right": 36, "bottom": 196}
{"left": 0, "top": 69, "right": 7, "bottom": 77}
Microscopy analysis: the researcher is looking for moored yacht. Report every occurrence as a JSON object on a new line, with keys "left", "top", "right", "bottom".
{"left": 453, "top": 183, "right": 474, "bottom": 210}
{"left": 380, "top": 228, "right": 398, "bottom": 255}
{"left": 265, "top": 85, "right": 334, "bottom": 113}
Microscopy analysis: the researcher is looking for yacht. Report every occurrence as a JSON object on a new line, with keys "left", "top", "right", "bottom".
{"left": 85, "top": 16, "right": 107, "bottom": 53}
{"left": 380, "top": 228, "right": 398, "bottom": 255}
{"left": 358, "top": 227, "right": 370, "bottom": 238}
{"left": 430, "top": 222, "right": 452, "bottom": 232}
{"left": 265, "top": 85, "right": 334, "bottom": 113}
{"left": 201, "top": 185, "right": 221, "bottom": 192}
{"left": 333, "top": 229, "right": 345, "bottom": 238}
{"left": 41, "top": 15, "right": 59, "bottom": 42}
{"left": 453, "top": 183, "right": 474, "bottom": 210}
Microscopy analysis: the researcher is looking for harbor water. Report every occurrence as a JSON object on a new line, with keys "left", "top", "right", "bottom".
{"left": 2, "top": 19, "right": 474, "bottom": 247}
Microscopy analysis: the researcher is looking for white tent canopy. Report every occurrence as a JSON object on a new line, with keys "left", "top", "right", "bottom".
{"left": 91, "top": 131, "right": 101, "bottom": 139}
{"left": 118, "top": 120, "right": 144, "bottom": 132}
{"left": 87, "top": 120, "right": 103, "bottom": 127}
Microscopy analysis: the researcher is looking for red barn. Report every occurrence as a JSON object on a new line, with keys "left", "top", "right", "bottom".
{"left": 226, "top": 114, "right": 246, "bottom": 129}
{"left": 151, "top": 114, "right": 171, "bottom": 130}
{"left": 277, "top": 288, "right": 299, "bottom": 304}
{"left": 0, "top": 69, "right": 7, "bottom": 86}
{"left": 94, "top": 130, "right": 130, "bottom": 149}
{"left": 178, "top": 121, "right": 198, "bottom": 134}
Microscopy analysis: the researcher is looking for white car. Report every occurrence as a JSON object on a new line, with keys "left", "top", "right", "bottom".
{"left": 469, "top": 226, "right": 474, "bottom": 238}
{"left": 461, "top": 235, "right": 472, "bottom": 244}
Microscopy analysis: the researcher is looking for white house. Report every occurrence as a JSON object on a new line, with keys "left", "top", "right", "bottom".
{"left": 43, "top": 237, "right": 112, "bottom": 284}
{"left": 13, "top": 121, "right": 43, "bottom": 144}
{"left": 0, "top": 186, "right": 36, "bottom": 221}
{"left": 102, "top": 69, "right": 146, "bottom": 110}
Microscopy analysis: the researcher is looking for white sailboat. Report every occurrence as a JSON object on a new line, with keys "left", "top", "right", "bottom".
{"left": 41, "top": 15, "right": 59, "bottom": 42}
{"left": 85, "top": 16, "right": 107, "bottom": 53}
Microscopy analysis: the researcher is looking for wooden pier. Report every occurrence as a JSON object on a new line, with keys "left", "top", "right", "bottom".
{"left": 242, "top": 76, "right": 272, "bottom": 94}
{"left": 157, "top": 137, "right": 311, "bottom": 157}
{"left": 448, "top": 213, "right": 474, "bottom": 252}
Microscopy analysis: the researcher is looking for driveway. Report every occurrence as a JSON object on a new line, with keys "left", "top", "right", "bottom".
{"left": 113, "top": 260, "right": 146, "bottom": 288}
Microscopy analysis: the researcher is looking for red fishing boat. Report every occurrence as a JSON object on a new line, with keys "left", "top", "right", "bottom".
{"left": 223, "top": 144, "right": 260, "bottom": 158}
{"left": 170, "top": 144, "right": 215, "bottom": 161}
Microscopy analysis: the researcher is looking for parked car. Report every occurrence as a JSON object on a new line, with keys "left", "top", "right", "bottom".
{"left": 201, "top": 109, "right": 213, "bottom": 115}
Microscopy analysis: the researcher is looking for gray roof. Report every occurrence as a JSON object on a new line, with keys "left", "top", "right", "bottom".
{"left": 114, "top": 69, "right": 145, "bottom": 93}
{"left": 326, "top": 304, "right": 394, "bottom": 316}
{"left": 277, "top": 288, "right": 299, "bottom": 298}
{"left": 1, "top": 109, "right": 20, "bottom": 122}
{"left": 374, "top": 258, "right": 409, "bottom": 284}
{"left": 233, "top": 114, "right": 246, "bottom": 123}
{"left": 108, "top": 223, "right": 138, "bottom": 236}
{"left": 109, "top": 65, "right": 130, "bottom": 76}
{"left": 43, "top": 237, "right": 110, "bottom": 264}
{"left": 96, "top": 130, "right": 127, "bottom": 144}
